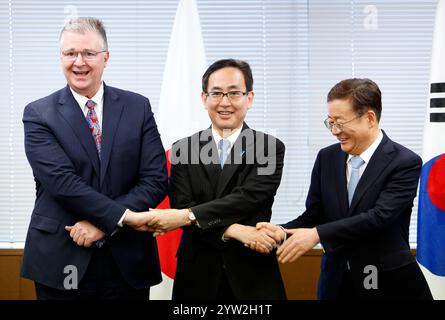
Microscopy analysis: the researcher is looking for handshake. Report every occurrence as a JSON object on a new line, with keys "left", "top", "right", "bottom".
{"left": 65, "top": 208, "right": 320, "bottom": 264}
{"left": 225, "top": 222, "right": 320, "bottom": 263}
{"left": 122, "top": 208, "right": 194, "bottom": 236}
{"left": 64, "top": 208, "right": 192, "bottom": 248}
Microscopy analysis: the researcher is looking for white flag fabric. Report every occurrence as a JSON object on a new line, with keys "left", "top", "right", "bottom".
{"left": 150, "top": 0, "right": 209, "bottom": 300}
{"left": 416, "top": 0, "right": 445, "bottom": 300}
{"left": 421, "top": 0, "right": 445, "bottom": 162}
{"left": 156, "top": 0, "right": 209, "bottom": 150}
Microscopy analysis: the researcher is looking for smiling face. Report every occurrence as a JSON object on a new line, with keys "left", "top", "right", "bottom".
{"left": 202, "top": 67, "right": 254, "bottom": 137}
{"left": 60, "top": 31, "right": 109, "bottom": 98}
{"left": 327, "top": 98, "right": 378, "bottom": 155}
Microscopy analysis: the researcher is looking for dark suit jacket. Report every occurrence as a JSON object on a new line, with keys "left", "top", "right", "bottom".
{"left": 283, "top": 131, "right": 431, "bottom": 299}
{"left": 169, "top": 123, "right": 286, "bottom": 300}
{"left": 21, "top": 84, "right": 168, "bottom": 290}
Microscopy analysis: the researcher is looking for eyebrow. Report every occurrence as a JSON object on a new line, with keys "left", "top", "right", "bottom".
{"left": 327, "top": 116, "right": 346, "bottom": 121}
{"left": 209, "top": 85, "right": 243, "bottom": 91}
{"left": 61, "top": 48, "right": 97, "bottom": 52}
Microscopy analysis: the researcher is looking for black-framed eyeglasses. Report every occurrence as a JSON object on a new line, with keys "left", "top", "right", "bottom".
{"left": 324, "top": 113, "right": 364, "bottom": 132}
{"left": 61, "top": 49, "right": 107, "bottom": 61}
{"left": 205, "top": 91, "right": 248, "bottom": 102}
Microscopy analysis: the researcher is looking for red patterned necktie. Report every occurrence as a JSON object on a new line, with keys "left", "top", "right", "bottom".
{"left": 85, "top": 99, "right": 102, "bottom": 158}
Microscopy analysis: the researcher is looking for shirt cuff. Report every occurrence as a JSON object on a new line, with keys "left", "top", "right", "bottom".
{"left": 188, "top": 208, "right": 200, "bottom": 228}
{"left": 117, "top": 209, "right": 130, "bottom": 228}
{"left": 278, "top": 225, "right": 287, "bottom": 246}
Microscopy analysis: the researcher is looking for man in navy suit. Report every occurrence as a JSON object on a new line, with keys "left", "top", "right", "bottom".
{"left": 21, "top": 17, "right": 167, "bottom": 299}
{"left": 255, "top": 78, "right": 432, "bottom": 299}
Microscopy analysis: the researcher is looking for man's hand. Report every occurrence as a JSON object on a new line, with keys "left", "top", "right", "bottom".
{"left": 65, "top": 220, "right": 105, "bottom": 247}
{"left": 148, "top": 208, "right": 190, "bottom": 236}
{"left": 276, "top": 228, "right": 320, "bottom": 263}
{"left": 256, "top": 222, "right": 286, "bottom": 241}
{"left": 224, "top": 224, "right": 280, "bottom": 254}
{"left": 122, "top": 210, "right": 157, "bottom": 232}
{"left": 248, "top": 222, "right": 287, "bottom": 253}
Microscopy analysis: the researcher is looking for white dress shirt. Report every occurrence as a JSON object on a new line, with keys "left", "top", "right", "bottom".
{"left": 346, "top": 130, "right": 384, "bottom": 187}
{"left": 211, "top": 125, "right": 243, "bottom": 154}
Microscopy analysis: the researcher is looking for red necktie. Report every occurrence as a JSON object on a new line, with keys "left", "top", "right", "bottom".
{"left": 85, "top": 100, "right": 102, "bottom": 158}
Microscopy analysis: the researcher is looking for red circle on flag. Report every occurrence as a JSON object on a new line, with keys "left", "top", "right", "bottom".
{"left": 427, "top": 154, "right": 445, "bottom": 211}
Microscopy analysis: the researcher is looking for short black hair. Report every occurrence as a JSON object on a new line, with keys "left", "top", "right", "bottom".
{"left": 327, "top": 78, "right": 382, "bottom": 122}
{"left": 202, "top": 59, "right": 253, "bottom": 92}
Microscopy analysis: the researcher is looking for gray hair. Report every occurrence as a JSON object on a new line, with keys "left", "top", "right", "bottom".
{"left": 60, "top": 17, "right": 108, "bottom": 50}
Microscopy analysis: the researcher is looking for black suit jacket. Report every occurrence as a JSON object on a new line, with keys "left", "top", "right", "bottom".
{"left": 283, "top": 131, "right": 431, "bottom": 299}
{"left": 169, "top": 123, "right": 286, "bottom": 300}
{"left": 21, "top": 84, "right": 168, "bottom": 290}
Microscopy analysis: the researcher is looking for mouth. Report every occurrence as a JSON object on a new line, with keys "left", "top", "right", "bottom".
{"left": 218, "top": 111, "right": 233, "bottom": 118}
{"left": 73, "top": 70, "right": 90, "bottom": 76}
{"left": 338, "top": 137, "right": 349, "bottom": 144}
{"left": 218, "top": 111, "right": 233, "bottom": 120}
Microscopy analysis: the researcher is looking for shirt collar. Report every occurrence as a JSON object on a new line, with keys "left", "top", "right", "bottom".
{"left": 347, "top": 130, "right": 383, "bottom": 164}
{"left": 70, "top": 82, "right": 104, "bottom": 108}
{"left": 211, "top": 125, "right": 243, "bottom": 149}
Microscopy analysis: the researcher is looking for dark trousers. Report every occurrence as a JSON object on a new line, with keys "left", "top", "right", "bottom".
{"left": 173, "top": 268, "right": 236, "bottom": 300}
{"left": 216, "top": 270, "right": 236, "bottom": 300}
{"left": 35, "top": 244, "right": 149, "bottom": 300}
{"left": 337, "top": 263, "right": 433, "bottom": 300}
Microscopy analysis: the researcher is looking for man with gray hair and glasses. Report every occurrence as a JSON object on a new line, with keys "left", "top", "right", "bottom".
{"left": 253, "top": 78, "right": 433, "bottom": 300}
{"left": 21, "top": 17, "right": 167, "bottom": 299}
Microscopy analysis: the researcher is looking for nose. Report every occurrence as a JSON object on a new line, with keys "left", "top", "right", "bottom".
{"left": 330, "top": 125, "right": 342, "bottom": 135}
{"left": 219, "top": 94, "right": 231, "bottom": 106}
{"left": 73, "top": 52, "right": 86, "bottom": 65}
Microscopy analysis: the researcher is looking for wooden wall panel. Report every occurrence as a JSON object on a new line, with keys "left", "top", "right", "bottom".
{"left": 279, "top": 249, "right": 322, "bottom": 300}
{"left": 0, "top": 250, "right": 35, "bottom": 300}
{"left": 0, "top": 249, "right": 321, "bottom": 300}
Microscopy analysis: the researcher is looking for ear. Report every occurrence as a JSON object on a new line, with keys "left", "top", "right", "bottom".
{"left": 246, "top": 91, "right": 254, "bottom": 109}
{"left": 366, "top": 110, "right": 377, "bottom": 128}
{"left": 103, "top": 51, "right": 110, "bottom": 67}
{"left": 201, "top": 92, "right": 208, "bottom": 110}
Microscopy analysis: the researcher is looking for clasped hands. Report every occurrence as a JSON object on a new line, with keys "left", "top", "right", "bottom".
{"left": 65, "top": 220, "right": 105, "bottom": 248}
{"left": 123, "top": 208, "right": 192, "bottom": 236}
{"left": 250, "top": 223, "right": 320, "bottom": 263}
{"left": 65, "top": 208, "right": 192, "bottom": 247}
{"left": 64, "top": 209, "right": 320, "bottom": 263}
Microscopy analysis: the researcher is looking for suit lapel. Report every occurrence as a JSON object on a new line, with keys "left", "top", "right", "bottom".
{"left": 334, "top": 149, "right": 349, "bottom": 217}
{"left": 100, "top": 84, "right": 124, "bottom": 186}
{"left": 57, "top": 85, "right": 100, "bottom": 177}
{"left": 196, "top": 129, "right": 221, "bottom": 191}
{"left": 216, "top": 124, "right": 250, "bottom": 197}
{"left": 349, "top": 133, "right": 394, "bottom": 213}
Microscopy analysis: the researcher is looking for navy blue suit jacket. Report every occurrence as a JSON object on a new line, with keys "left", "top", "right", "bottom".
{"left": 283, "top": 132, "right": 426, "bottom": 299}
{"left": 21, "top": 84, "right": 168, "bottom": 290}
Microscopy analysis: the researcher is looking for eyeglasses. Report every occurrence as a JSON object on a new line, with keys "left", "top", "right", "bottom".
{"left": 324, "top": 114, "right": 363, "bottom": 132}
{"left": 205, "top": 91, "right": 248, "bottom": 103}
{"left": 61, "top": 50, "right": 107, "bottom": 61}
